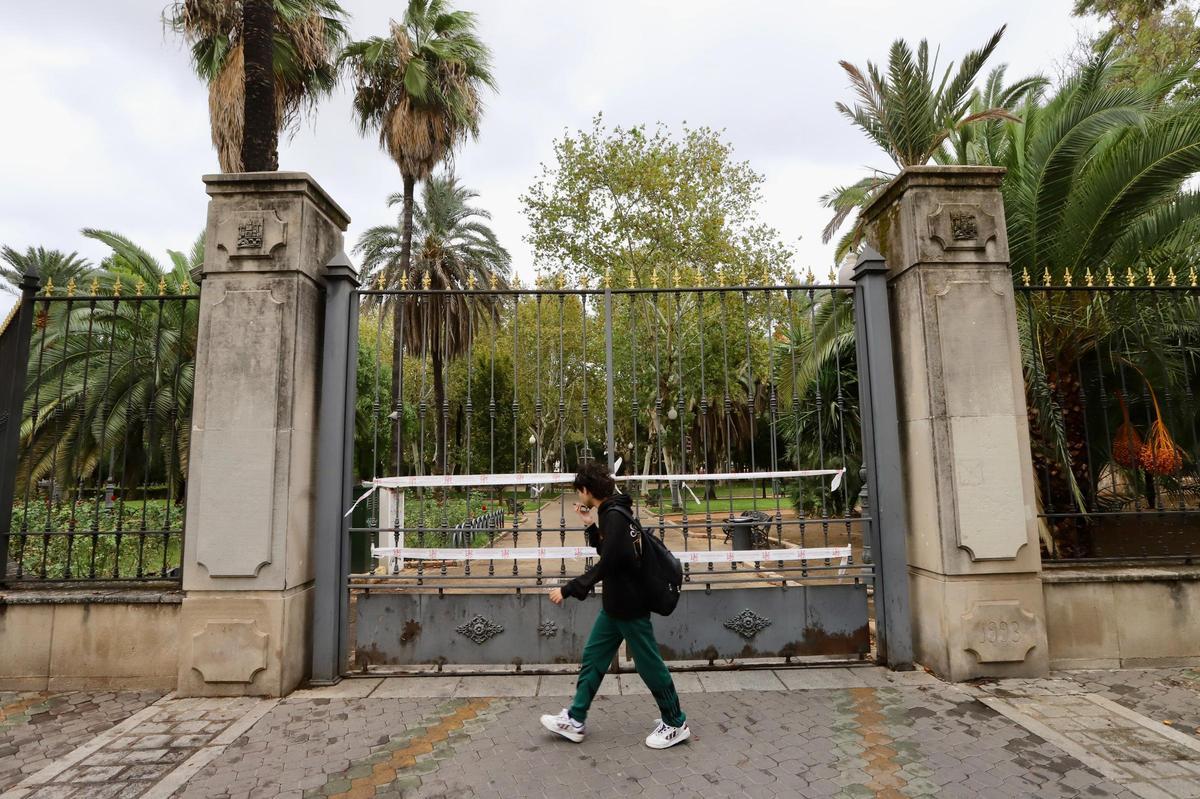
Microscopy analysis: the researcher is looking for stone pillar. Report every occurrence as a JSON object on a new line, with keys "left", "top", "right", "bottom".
{"left": 862, "top": 166, "right": 1049, "bottom": 680}
{"left": 177, "top": 172, "right": 349, "bottom": 697}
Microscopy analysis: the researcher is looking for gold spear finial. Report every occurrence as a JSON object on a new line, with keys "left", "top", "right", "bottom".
{"left": 467, "top": 272, "right": 477, "bottom": 290}
{"left": 43, "top": 277, "right": 55, "bottom": 295}
{"left": 1146, "top": 267, "right": 1156, "bottom": 287}
{"left": 627, "top": 267, "right": 635, "bottom": 288}
{"left": 134, "top": 279, "right": 145, "bottom": 296}
{"left": 804, "top": 268, "right": 815, "bottom": 286}
{"left": 422, "top": 271, "right": 432, "bottom": 291}
{"left": 827, "top": 268, "right": 837, "bottom": 284}
{"left": 178, "top": 276, "right": 191, "bottom": 294}
{"left": 603, "top": 266, "right": 611, "bottom": 289}
{"left": 1063, "top": 269, "right": 1072, "bottom": 287}
{"left": 1190, "top": 266, "right": 1198, "bottom": 287}
{"left": 1084, "top": 267, "right": 1095, "bottom": 287}
{"left": 1105, "top": 267, "right": 1116, "bottom": 286}
{"left": 89, "top": 277, "right": 100, "bottom": 296}
{"left": 1042, "top": 267, "right": 1052, "bottom": 285}
{"left": 399, "top": 272, "right": 408, "bottom": 290}
{"left": 158, "top": 276, "right": 167, "bottom": 295}
{"left": 376, "top": 272, "right": 386, "bottom": 291}
{"left": 557, "top": 271, "right": 566, "bottom": 290}
{"left": 489, "top": 272, "right": 499, "bottom": 291}
{"left": 650, "top": 266, "right": 658, "bottom": 289}
{"left": 1168, "top": 266, "right": 1178, "bottom": 287}
{"left": 1126, "top": 266, "right": 1137, "bottom": 286}
{"left": 111, "top": 276, "right": 122, "bottom": 297}
{"left": 1021, "top": 267, "right": 1031, "bottom": 286}
{"left": 66, "top": 277, "right": 77, "bottom": 295}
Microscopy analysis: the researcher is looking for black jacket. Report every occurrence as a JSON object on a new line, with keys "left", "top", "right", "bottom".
{"left": 560, "top": 493, "right": 647, "bottom": 619}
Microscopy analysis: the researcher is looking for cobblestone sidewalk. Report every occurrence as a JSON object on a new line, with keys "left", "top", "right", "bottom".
{"left": 3, "top": 667, "right": 1200, "bottom": 798}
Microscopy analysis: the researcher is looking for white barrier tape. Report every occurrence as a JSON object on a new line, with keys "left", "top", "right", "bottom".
{"left": 370, "top": 544, "right": 852, "bottom": 564}
{"left": 345, "top": 467, "right": 845, "bottom": 517}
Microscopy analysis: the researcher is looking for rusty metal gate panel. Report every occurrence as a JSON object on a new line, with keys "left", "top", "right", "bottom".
{"left": 354, "top": 583, "right": 867, "bottom": 667}
{"left": 356, "top": 591, "right": 601, "bottom": 668}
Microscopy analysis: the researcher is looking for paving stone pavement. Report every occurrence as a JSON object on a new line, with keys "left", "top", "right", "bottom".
{"left": 1064, "top": 669, "right": 1200, "bottom": 742}
{"left": 175, "top": 676, "right": 1143, "bottom": 798}
{"left": 5, "top": 667, "right": 1200, "bottom": 798}
{"left": 0, "top": 691, "right": 162, "bottom": 792}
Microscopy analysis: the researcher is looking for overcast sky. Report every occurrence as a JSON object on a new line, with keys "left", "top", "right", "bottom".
{"left": 0, "top": 1, "right": 1100, "bottom": 317}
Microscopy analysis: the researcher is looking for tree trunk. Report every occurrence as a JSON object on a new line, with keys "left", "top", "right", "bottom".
{"left": 241, "top": 0, "right": 277, "bottom": 172}
{"left": 389, "top": 173, "right": 417, "bottom": 474}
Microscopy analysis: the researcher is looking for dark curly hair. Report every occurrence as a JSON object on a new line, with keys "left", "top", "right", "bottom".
{"left": 572, "top": 460, "right": 616, "bottom": 500}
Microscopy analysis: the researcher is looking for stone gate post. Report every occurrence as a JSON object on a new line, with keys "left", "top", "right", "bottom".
{"left": 177, "top": 173, "right": 349, "bottom": 696}
{"left": 862, "top": 166, "right": 1049, "bottom": 680}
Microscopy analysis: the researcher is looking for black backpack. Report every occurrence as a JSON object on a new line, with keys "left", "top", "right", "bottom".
{"left": 610, "top": 505, "right": 683, "bottom": 616}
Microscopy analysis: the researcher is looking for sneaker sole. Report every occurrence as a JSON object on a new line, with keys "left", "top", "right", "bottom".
{"left": 540, "top": 716, "right": 584, "bottom": 743}
{"left": 645, "top": 726, "right": 691, "bottom": 749}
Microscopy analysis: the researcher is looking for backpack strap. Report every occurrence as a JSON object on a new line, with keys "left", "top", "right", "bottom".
{"left": 604, "top": 504, "right": 643, "bottom": 559}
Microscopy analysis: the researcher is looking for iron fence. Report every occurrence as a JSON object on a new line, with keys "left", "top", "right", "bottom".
{"left": 1016, "top": 278, "right": 1200, "bottom": 564}
{"left": 0, "top": 275, "right": 198, "bottom": 584}
{"left": 348, "top": 281, "right": 871, "bottom": 589}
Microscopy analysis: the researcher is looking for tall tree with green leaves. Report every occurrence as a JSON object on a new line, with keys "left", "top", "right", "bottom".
{"left": 522, "top": 115, "right": 793, "bottom": 286}
{"left": 1073, "top": 0, "right": 1200, "bottom": 100}
{"left": 355, "top": 174, "right": 509, "bottom": 471}
{"left": 341, "top": 0, "right": 495, "bottom": 469}
{"left": 167, "top": 0, "right": 349, "bottom": 171}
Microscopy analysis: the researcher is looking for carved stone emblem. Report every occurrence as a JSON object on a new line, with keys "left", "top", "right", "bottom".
{"left": 962, "top": 600, "right": 1039, "bottom": 663}
{"left": 457, "top": 614, "right": 504, "bottom": 644}
{"left": 950, "top": 212, "right": 978, "bottom": 241}
{"left": 927, "top": 203, "right": 998, "bottom": 251}
{"left": 724, "top": 609, "right": 772, "bottom": 640}
{"left": 216, "top": 209, "right": 288, "bottom": 261}
{"left": 538, "top": 621, "right": 558, "bottom": 638}
{"left": 237, "top": 218, "right": 264, "bottom": 249}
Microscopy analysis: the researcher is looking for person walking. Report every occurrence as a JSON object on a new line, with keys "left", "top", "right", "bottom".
{"left": 540, "top": 461, "right": 690, "bottom": 749}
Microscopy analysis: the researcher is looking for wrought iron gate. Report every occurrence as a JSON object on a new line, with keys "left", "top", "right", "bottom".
{"left": 311, "top": 251, "right": 912, "bottom": 681}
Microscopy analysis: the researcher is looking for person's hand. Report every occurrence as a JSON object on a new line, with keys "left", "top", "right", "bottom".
{"left": 574, "top": 503, "right": 595, "bottom": 527}
{"left": 549, "top": 587, "right": 564, "bottom": 605}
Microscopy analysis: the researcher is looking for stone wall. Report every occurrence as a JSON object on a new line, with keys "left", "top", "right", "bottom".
{"left": 1043, "top": 566, "right": 1200, "bottom": 669}
{"left": 0, "top": 591, "right": 180, "bottom": 690}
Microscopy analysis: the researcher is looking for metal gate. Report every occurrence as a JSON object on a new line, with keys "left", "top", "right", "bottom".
{"left": 310, "top": 251, "right": 912, "bottom": 681}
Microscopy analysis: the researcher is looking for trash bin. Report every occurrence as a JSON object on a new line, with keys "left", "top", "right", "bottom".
{"left": 724, "top": 515, "right": 757, "bottom": 551}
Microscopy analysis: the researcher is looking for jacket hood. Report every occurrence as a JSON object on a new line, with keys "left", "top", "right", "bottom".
{"left": 599, "top": 492, "right": 633, "bottom": 513}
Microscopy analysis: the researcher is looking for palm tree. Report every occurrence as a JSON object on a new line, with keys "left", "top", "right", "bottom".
{"left": 340, "top": 0, "right": 495, "bottom": 469}
{"left": 998, "top": 51, "right": 1200, "bottom": 554}
{"left": 16, "top": 230, "right": 202, "bottom": 498}
{"left": 1, "top": 248, "right": 94, "bottom": 295}
{"left": 355, "top": 174, "right": 509, "bottom": 471}
{"left": 167, "top": 0, "right": 349, "bottom": 171}
{"left": 822, "top": 27, "right": 1031, "bottom": 259}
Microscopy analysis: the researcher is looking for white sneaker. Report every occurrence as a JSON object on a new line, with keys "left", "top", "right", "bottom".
{"left": 540, "top": 708, "right": 586, "bottom": 743}
{"left": 645, "top": 718, "right": 690, "bottom": 749}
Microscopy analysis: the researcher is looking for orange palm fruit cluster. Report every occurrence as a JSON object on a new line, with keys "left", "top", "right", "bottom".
{"left": 1112, "top": 390, "right": 1143, "bottom": 469}
{"left": 1138, "top": 386, "right": 1184, "bottom": 476}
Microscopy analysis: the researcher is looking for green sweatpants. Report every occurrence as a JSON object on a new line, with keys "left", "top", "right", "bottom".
{"left": 569, "top": 610, "right": 685, "bottom": 728}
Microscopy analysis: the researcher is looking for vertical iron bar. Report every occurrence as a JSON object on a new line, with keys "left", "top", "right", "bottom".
{"left": 604, "top": 288, "right": 616, "bottom": 473}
